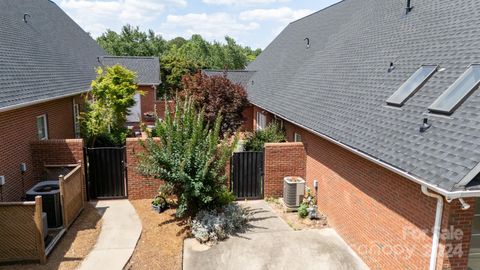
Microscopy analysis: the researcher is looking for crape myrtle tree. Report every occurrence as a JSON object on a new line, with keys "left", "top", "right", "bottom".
{"left": 81, "top": 65, "right": 139, "bottom": 147}
{"left": 137, "top": 97, "right": 237, "bottom": 217}
{"left": 181, "top": 72, "right": 248, "bottom": 136}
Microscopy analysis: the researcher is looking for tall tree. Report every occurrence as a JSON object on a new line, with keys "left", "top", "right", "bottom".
{"left": 97, "top": 26, "right": 262, "bottom": 98}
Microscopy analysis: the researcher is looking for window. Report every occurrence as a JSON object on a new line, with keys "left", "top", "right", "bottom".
{"left": 256, "top": 112, "right": 266, "bottom": 131}
{"left": 386, "top": 65, "right": 437, "bottom": 106}
{"left": 429, "top": 65, "right": 480, "bottom": 115}
{"left": 294, "top": 133, "right": 302, "bottom": 142}
{"left": 73, "top": 100, "right": 81, "bottom": 138}
{"left": 36, "top": 115, "right": 48, "bottom": 140}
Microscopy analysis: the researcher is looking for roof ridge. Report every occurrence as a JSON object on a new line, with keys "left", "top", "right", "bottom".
{"left": 203, "top": 69, "right": 256, "bottom": 73}
{"left": 100, "top": 56, "right": 158, "bottom": 60}
{"left": 289, "top": 0, "right": 348, "bottom": 25}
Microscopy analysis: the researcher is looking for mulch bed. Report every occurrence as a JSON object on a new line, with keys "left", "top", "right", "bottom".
{"left": 0, "top": 203, "right": 102, "bottom": 270}
{"left": 266, "top": 198, "right": 328, "bottom": 230}
{"left": 125, "top": 200, "right": 189, "bottom": 270}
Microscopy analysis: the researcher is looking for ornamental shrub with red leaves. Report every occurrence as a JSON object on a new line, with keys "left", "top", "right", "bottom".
{"left": 181, "top": 72, "right": 248, "bottom": 135}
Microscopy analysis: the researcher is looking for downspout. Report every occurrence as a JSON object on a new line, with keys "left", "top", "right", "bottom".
{"left": 421, "top": 186, "right": 444, "bottom": 270}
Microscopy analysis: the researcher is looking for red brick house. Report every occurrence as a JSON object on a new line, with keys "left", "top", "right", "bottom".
{"left": 218, "top": 0, "right": 480, "bottom": 269}
{"left": 0, "top": 0, "right": 159, "bottom": 202}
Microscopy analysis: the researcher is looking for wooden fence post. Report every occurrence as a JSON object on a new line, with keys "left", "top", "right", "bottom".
{"left": 34, "top": 196, "right": 46, "bottom": 264}
{"left": 59, "top": 175, "right": 67, "bottom": 228}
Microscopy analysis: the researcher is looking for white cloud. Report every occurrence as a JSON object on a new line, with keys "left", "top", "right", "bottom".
{"left": 202, "top": 0, "right": 288, "bottom": 6}
{"left": 57, "top": 0, "right": 187, "bottom": 37}
{"left": 239, "top": 7, "right": 313, "bottom": 22}
{"left": 163, "top": 13, "right": 259, "bottom": 41}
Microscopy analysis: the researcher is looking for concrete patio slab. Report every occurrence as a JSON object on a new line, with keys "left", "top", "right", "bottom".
{"left": 78, "top": 200, "right": 142, "bottom": 270}
{"left": 183, "top": 200, "right": 369, "bottom": 270}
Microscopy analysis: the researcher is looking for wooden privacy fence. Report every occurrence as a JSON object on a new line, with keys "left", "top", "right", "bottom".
{"left": 0, "top": 163, "right": 85, "bottom": 264}
{"left": 0, "top": 196, "right": 46, "bottom": 264}
{"left": 58, "top": 164, "right": 85, "bottom": 229}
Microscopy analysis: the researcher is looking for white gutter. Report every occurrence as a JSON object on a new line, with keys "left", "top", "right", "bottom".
{"left": 250, "top": 102, "right": 480, "bottom": 199}
{"left": 421, "top": 186, "right": 443, "bottom": 270}
{"left": 0, "top": 90, "right": 88, "bottom": 113}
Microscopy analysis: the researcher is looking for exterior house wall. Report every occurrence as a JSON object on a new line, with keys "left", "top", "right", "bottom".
{"left": 0, "top": 96, "right": 81, "bottom": 202}
{"left": 250, "top": 105, "right": 473, "bottom": 270}
{"left": 139, "top": 85, "right": 156, "bottom": 124}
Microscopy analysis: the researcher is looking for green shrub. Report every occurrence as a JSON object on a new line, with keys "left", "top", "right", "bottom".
{"left": 298, "top": 203, "right": 308, "bottom": 219}
{"left": 244, "top": 122, "right": 286, "bottom": 151}
{"left": 137, "top": 96, "right": 237, "bottom": 217}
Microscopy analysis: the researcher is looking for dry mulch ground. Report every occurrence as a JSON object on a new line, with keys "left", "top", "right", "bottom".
{"left": 266, "top": 198, "right": 328, "bottom": 231}
{"left": 125, "top": 199, "right": 189, "bottom": 270}
{"left": 0, "top": 203, "right": 102, "bottom": 270}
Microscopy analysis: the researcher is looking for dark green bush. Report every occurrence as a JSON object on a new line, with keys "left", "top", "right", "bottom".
{"left": 244, "top": 122, "right": 286, "bottom": 151}
{"left": 298, "top": 203, "right": 308, "bottom": 219}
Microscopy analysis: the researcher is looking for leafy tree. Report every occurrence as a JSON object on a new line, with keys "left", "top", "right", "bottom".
{"left": 244, "top": 122, "right": 286, "bottom": 151}
{"left": 182, "top": 72, "right": 248, "bottom": 135}
{"left": 81, "top": 65, "right": 139, "bottom": 146}
{"left": 137, "top": 97, "right": 237, "bottom": 217}
{"left": 96, "top": 26, "right": 262, "bottom": 98}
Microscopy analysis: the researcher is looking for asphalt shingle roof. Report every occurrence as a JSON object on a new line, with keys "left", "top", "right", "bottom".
{"left": 246, "top": 0, "right": 480, "bottom": 192}
{"left": 99, "top": 56, "right": 161, "bottom": 85}
{"left": 0, "top": 0, "right": 106, "bottom": 110}
{"left": 203, "top": 70, "right": 256, "bottom": 88}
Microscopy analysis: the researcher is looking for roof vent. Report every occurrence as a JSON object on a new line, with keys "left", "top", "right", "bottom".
{"left": 406, "top": 0, "right": 413, "bottom": 14}
{"left": 304, "top": 38, "right": 310, "bottom": 49}
{"left": 419, "top": 118, "right": 431, "bottom": 133}
{"left": 388, "top": 62, "right": 395, "bottom": 73}
{"left": 23, "top": 13, "right": 31, "bottom": 23}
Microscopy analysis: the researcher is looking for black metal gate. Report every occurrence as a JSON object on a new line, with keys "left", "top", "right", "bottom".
{"left": 84, "top": 147, "right": 127, "bottom": 199}
{"left": 231, "top": 151, "right": 264, "bottom": 200}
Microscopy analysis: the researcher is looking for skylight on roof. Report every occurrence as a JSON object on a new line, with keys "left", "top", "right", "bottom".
{"left": 386, "top": 65, "right": 437, "bottom": 107}
{"left": 429, "top": 65, "right": 480, "bottom": 115}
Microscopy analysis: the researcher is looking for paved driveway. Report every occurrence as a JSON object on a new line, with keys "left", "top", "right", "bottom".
{"left": 183, "top": 200, "right": 369, "bottom": 270}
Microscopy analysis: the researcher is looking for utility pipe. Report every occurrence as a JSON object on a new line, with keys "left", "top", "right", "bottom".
{"left": 421, "top": 186, "right": 444, "bottom": 270}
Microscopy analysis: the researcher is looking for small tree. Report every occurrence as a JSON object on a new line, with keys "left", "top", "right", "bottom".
{"left": 181, "top": 72, "right": 248, "bottom": 136}
{"left": 137, "top": 97, "right": 237, "bottom": 217}
{"left": 81, "top": 65, "right": 139, "bottom": 146}
{"left": 244, "top": 122, "right": 286, "bottom": 151}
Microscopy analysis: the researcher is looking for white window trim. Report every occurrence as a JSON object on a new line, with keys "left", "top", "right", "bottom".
{"left": 294, "top": 132, "right": 302, "bottom": 142}
{"left": 256, "top": 112, "right": 266, "bottom": 131}
{"left": 37, "top": 114, "right": 48, "bottom": 140}
{"left": 73, "top": 99, "right": 81, "bottom": 138}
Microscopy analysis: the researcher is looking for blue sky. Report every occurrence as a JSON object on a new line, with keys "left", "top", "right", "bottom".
{"left": 53, "top": 0, "right": 341, "bottom": 49}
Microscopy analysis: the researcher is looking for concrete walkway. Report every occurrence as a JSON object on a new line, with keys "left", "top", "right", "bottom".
{"left": 183, "top": 200, "right": 369, "bottom": 270}
{"left": 78, "top": 200, "right": 142, "bottom": 270}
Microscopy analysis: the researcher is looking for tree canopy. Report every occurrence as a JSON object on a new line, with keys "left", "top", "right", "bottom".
{"left": 97, "top": 25, "right": 261, "bottom": 98}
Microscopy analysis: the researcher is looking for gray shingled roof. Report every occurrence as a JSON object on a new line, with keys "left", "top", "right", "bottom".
{"left": 0, "top": 0, "right": 106, "bottom": 111}
{"left": 203, "top": 70, "right": 256, "bottom": 88}
{"left": 99, "top": 56, "right": 161, "bottom": 85}
{"left": 246, "top": 0, "right": 480, "bottom": 192}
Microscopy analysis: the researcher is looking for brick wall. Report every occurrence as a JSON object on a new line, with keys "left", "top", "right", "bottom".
{"left": 139, "top": 85, "right": 156, "bottom": 124}
{"left": 440, "top": 198, "right": 475, "bottom": 270}
{"left": 280, "top": 118, "right": 473, "bottom": 269}
{"left": 264, "top": 142, "right": 306, "bottom": 198}
{"left": 126, "top": 138, "right": 162, "bottom": 200}
{"left": 155, "top": 100, "right": 175, "bottom": 121}
{"left": 0, "top": 96, "right": 80, "bottom": 202}
{"left": 241, "top": 105, "right": 254, "bottom": 132}
{"left": 30, "top": 139, "right": 85, "bottom": 200}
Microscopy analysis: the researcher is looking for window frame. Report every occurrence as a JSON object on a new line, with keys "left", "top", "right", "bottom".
{"left": 36, "top": 114, "right": 48, "bottom": 140}
{"left": 73, "top": 100, "right": 81, "bottom": 139}
{"left": 428, "top": 64, "right": 480, "bottom": 115}
{"left": 294, "top": 132, "right": 302, "bottom": 142}
{"left": 386, "top": 65, "right": 438, "bottom": 107}
{"left": 256, "top": 111, "right": 266, "bottom": 131}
